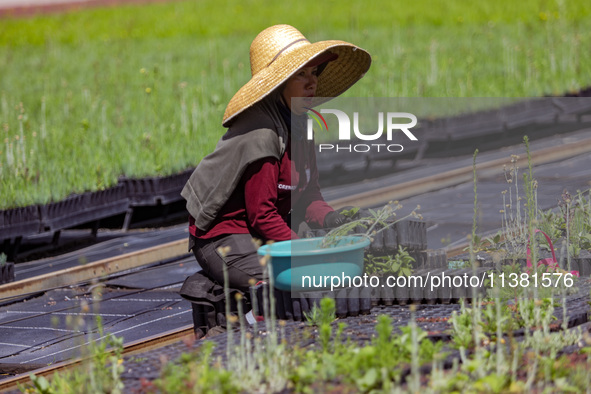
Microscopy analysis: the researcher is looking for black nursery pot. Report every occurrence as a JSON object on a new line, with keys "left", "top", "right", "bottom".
{"left": 0, "top": 262, "right": 15, "bottom": 285}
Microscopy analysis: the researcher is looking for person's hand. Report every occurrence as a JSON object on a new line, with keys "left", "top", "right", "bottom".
{"left": 323, "top": 211, "right": 351, "bottom": 228}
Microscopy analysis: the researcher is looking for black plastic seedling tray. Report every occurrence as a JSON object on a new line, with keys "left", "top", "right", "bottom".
{"left": 122, "top": 168, "right": 193, "bottom": 206}
{"left": 0, "top": 261, "right": 15, "bottom": 284}
{"left": 0, "top": 205, "right": 41, "bottom": 241}
{"left": 39, "top": 184, "right": 129, "bottom": 232}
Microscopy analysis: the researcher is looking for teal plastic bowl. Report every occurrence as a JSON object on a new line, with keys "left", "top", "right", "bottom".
{"left": 257, "top": 236, "right": 370, "bottom": 291}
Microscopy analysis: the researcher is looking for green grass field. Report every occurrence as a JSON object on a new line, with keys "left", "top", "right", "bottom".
{"left": 1, "top": 0, "right": 590, "bottom": 209}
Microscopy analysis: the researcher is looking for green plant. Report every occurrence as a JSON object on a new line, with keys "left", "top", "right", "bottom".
{"left": 197, "top": 253, "right": 295, "bottom": 393}
{"left": 303, "top": 298, "right": 341, "bottom": 360}
{"left": 290, "top": 313, "right": 445, "bottom": 392}
{"left": 464, "top": 232, "right": 502, "bottom": 253}
{"left": 499, "top": 153, "right": 529, "bottom": 259}
{"left": 533, "top": 188, "right": 591, "bottom": 270}
{"left": 492, "top": 137, "right": 542, "bottom": 264}
{"left": 364, "top": 245, "right": 414, "bottom": 276}
{"left": 559, "top": 189, "right": 591, "bottom": 258}
{"left": 317, "top": 298, "right": 338, "bottom": 353}
{"left": 304, "top": 297, "right": 336, "bottom": 327}
{"left": 518, "top": 297, "right": 555, "bottom": 330}
{"left": 321, "top": 201, "right": 421, "bottom": 248}
{"left": 153, "top": 342, "right": 239, "bottom": 394}
{"left": 464, "top": 231, "right": 504, "bottom": 253}
{"left": 339, "top": 206, "right": 360, "bottom": 219}
{"left": 537, "top": 208, "right": 564, "bottom": 251}
{"left": 536, "top": 355, "right": 589, "bottom": 392}
{"left": 494, "top": 138, "right": 591, "bottom": 273}
{"left": 466, "top": 148, "right": 505, "bottom": 256}
{"left": 478, "top": 301, "right": 520, "bottom": 336}
{"left": 450, "top": 302, "right": 486, "bottom": 351}
{"left": 0, "top": 252, "right": 6, "bottom": 266}
{"left": 470, "top": 149, "right": 479, "bottom": 259}
{"left": 516, "top": 296, "right": 583, "bottom": 388}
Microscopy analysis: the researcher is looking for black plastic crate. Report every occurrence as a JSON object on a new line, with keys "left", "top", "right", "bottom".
{"left": 122, "top": 168, "right": 194, "bottom": 207}
{"left": 396, "top": 219, "right": 427, "bottom": 250}
{"left": 0, "top": 205, "right": 41, "bottom": 241}
{"left": 40, "top": 184, "right": 129, "bottom": 232}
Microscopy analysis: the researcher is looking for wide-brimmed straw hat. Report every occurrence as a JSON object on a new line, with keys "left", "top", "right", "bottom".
{"left": 222, "top": 24, "right": 372, "bottom": 127}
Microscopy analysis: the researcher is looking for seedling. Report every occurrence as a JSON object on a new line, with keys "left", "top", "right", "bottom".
{"left": 321, "top": 201, "right": 421, "bottom": 248}
{"left": 304, "top": 297, "right": 336, "bottom": 327}
{"left": 463, "top": 231, "right": 503, "bottom": 253}
{"left": 364, "top": 246, "right": 414, "bottom": 277}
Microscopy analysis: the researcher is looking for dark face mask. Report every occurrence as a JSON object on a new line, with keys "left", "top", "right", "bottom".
{"left": 277, "top": 99, "right": 308, "bottom": 141}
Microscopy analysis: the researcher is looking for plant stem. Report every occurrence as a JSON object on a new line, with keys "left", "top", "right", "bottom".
{"left": 471, "top": 149, "right": 479, "bottom": 249}
{"left": 496, "top": 297, "right": 504, "bottom": 376}
{"left": 410, "top": 305, "right": 420, "bottom": 393}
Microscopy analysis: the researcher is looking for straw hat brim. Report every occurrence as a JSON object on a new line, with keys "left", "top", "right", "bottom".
{"left": 222, "top": 40, "right": 371, "bottom": 127}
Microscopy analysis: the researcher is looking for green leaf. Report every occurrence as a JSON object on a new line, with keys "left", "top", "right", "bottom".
{"left": 473, "top": 374, "right": 510, "bottom": 393}
{"left": 31, "top": 374, "right": 52, "bottom": 393}
{"left": 355, "top": 368, "right": 379, "bottom": 391}
{"left": 340, "top": 207, "right": 360, "bottom": 218}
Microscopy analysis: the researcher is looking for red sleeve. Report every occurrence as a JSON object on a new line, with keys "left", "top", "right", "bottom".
{"left": 302, "top": 177, "right": 333, "bottom": 228}
{"left": 244, "top": 158, "right": 298, "bottom": 241}
{"left": 299, "top": 142, "right": 334, "bottom": 228}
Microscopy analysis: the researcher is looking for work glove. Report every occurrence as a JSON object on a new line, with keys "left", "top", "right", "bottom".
{"left": 323, "top": 211, "right": 351, "bottom": 228}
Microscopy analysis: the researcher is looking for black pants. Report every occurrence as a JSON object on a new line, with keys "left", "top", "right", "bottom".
{"left": 191, "top": 233, "right": 264, "bottom": 294}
